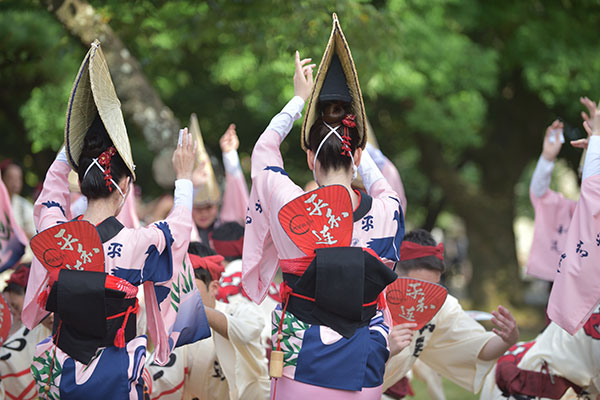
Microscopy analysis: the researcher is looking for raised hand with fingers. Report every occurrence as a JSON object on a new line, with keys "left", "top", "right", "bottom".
{"left": 294, "top": 51, "right": 316, "bottom": 102}
{"left": 491, "top": 305, "right": 519, "bottom": 346}
{"left": 172, "top": 128, "right": 197, "bottom": 181}
{"left": 388, "top": 322, "right": 418, "bottom": 356}
{"left": 219, "top": 123, "right": 239, "bottom": 153}
{"left": 573, "top": 97, "right": 599, "bottom": 149}
{"left": 542, "top": 119, "right": 564, "bottom": 162}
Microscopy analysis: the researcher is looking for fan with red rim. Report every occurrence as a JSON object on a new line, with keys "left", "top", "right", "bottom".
{"left": 386, "top": 277, "right": 448, "bottom": 330}
{"left": 278, "top": 185, "right": 353, "bottom": 255}
{"left": 30, "top": 220, "right": 105, "bottom": 278}
{"left": 0, "top": 294, "right": 11, "bottom": 345}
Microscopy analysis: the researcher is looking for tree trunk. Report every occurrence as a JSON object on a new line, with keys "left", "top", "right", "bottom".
{"left": 41, "top": 0, "right": 180, "bottom": 153}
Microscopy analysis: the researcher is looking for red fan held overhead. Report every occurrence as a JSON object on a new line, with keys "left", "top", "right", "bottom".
{"left": 31, "top": 221, "right": 105, "bottom": 280}
{"left": 0, "top": 294, "right": 11, "bottom": 345}
{"left": 386, "top": 278, "right": 448, "bottom": 330}
{"left": 278, "top": 185, "right": 353, "bottom": 255}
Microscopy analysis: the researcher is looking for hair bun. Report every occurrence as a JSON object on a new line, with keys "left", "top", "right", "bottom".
{"left": 322, "top": 103, "right": 345, "bottom": 124}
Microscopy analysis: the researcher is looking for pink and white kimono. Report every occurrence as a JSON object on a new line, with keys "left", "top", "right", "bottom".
{"left": 192, "top": 149, "right": 249, "bottom": 245}
{"left": 0, "top": 170, "right": 27, "bottom": 272}
{"left": 22, "top": 153, "right": 210, "bottom": 399}
{"left": 548, "top": 136, "right": 600, "bottom": 334}
{"left": 366, "top": 143, "right": 407, "bottom": 214}
{"left": 242, "top": 96, "right": 405, "bottom": 398}
{"left": 527, "top": 156, "right": 577, "bottom": 281}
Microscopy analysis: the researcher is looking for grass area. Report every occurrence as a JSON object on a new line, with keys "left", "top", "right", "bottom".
{"left": 411, "top": 378, "right": 479, "bottom": 400}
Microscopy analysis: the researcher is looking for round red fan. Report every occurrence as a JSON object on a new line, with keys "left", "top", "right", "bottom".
{"left": 278, "top": 185, "right": 353, "bottom": 255}
{"left": 386, "top": 277, "right": 448, "bottom": 330}
{"left": 0, "top": 294, "right": 11, "bottom": 345}
{"left": 30, "top": 220, "right": 105, "bottom": 275}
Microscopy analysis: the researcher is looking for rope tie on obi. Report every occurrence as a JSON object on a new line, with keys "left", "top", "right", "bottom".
{"left": 107, "top": 298, "right": 139, "bottom": 348}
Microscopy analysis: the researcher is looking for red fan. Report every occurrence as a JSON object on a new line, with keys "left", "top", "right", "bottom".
{"left": 31, "top": 221, "right": 105, "bottom": 276}
{"left": 386, "top": 277, "right": 448, "bottom": 330}
{"left": 0, "top": 294, "right": 11, "bottom": 345}
{"left": 278, "top": 185, "right": 353, "bottom": 255}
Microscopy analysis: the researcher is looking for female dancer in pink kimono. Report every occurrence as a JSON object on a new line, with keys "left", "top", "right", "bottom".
{"left": 23, "top": 125, "right": 209, "bottom": 399}
{"left": 21, "top": 40, "right": 210, "bottom": 399}
{"left": 242, "top": 52, "right": 406, "bottom": 399}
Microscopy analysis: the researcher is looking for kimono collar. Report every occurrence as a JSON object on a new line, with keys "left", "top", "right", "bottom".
{"left": 352, "top": 190, "right": 372, "bottom": 222}
{"left": 96, "top": 217, "right": 124, "bottom": 243}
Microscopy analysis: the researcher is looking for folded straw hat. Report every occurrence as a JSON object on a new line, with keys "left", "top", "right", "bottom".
{"left": 64, "top": 40, "right": 136, "bottom": 180}
{"left": 301, "top": 13, "right": 367, "bottom": 151}
{"left": 190, "top": 113, "right": 220, "bottom": 206}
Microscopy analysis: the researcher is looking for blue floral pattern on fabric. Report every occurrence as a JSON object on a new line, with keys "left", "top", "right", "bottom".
{"left": 366, "top": 208, "right": 405, "bottom": 261}
{"left": 264, "top": 166, "right": 289, "bottom": 176}
{"left": 42, "top": 201, "right": 66, "bottom": 217}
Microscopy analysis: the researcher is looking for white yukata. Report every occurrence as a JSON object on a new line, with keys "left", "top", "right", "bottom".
{"left": 0, "top": 324, "right": 51, "bottom": 400}
{"left": 242, "top": 96, "right": 405, "bottom": 398}
{"left": 383, "top": 295, "right": 496, "bottom": 394}
{"left": 480, "top": 306, "right": 600, "bottom": 399}
{"left": 147, "top": 286, "right": 270, "bottom": 399}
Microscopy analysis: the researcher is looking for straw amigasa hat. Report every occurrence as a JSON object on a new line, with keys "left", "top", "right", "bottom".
{"left": 64, "top": 39, "right": 136, "bottom": 180}
{"left": 190, "top": 113, "right": 220, "bottom": 206}
{"left": 301, "top": 13, "right": 367, "bottom": 151}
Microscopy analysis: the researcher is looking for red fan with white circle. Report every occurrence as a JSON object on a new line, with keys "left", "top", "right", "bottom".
{"left": 278, "top": 185, "right": 353, "bottom": 255}
{"left": 30, "top": 221, "right": 105, "bottom": 278}
{"left": 386, "top": 277, "right": 448, "bottom": 330}
{"left": 0, "top": 294, "right": 11, "bottom": 345}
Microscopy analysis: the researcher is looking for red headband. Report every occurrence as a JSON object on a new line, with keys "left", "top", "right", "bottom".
{"left": 6, "top": 264, "right": 30, "bottom": 289}
{"left": 189, "top": 253, "right": 225, "bottom": 281}
{"left": 212, "top": 237, "right": 244, "bottom": 259}
{"left": 400, "top": 241, "right": 444, "bottom": 262}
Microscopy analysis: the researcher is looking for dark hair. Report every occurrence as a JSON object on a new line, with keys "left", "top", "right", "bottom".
{"left": 78, "top": 114, "right": 132, "bottom": 200}
{"left": 397, "top": 229, "right": 446, "bottom": 275}
{"left": 3, "top": 282, "right": 25, "bottom": 296}
{"left": 188, "top": 241, "right": 216, "bottom": 285}
{"left": 308, "top": 101, "right": 359, "bottom": 172}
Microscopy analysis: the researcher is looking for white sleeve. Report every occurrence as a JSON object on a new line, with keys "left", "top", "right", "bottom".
{"left": 530, "top": 155, "right": 555, "bottom": 198}
{"left": 173, "top": 179, "right": 193, "bottom": 210}
{"left": 265, "top": 96, "right": 305, "bottom": 139}
{"left": 582, "top": 136, "right": 600, "bottom": 181}
{"left": 358, "top": 149, "right": 384, "bottom": 193}
{"left": 56, "top": 147, "right": 69, "bottom": 164}
{"left": 366, "top": 142, "right": 387, "bottom": 170}
{"left": 222, "top": 150, "right": 242, "bottom": 176}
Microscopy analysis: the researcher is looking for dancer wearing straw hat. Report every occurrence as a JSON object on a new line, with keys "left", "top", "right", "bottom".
{"left": 242, "top": 14, "right": 406, "bottom": 399}
{"left": 189, "top": 117, "right": 250, "bottom": 247}
{"left": 22, "top": 40, "right": 210, "bottom": 399}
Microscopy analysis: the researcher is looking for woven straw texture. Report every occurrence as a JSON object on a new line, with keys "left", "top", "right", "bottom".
{"left": 64, "top": 39, "right": 135, "bottom": 180}
{"left": 301, "top": 13, "right": 367, "bottom": 151}
{"left": 190, "top": 113, "right": 220, "bottom": 205}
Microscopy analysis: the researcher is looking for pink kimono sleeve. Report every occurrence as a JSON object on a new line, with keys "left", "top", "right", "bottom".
{"left": 219, "top": 171, "right": 249, "bottom": 224}
{"left": 380, "top": 158, "right": 407, "bottom": 214}
{"left": 547, "top": 174, "right": 600, "bottom": 334}
{"left": 23, "top": 160, "right": 72, "bottom": 328}
{"left": 242, "top": 129, "right": 303, "bottom": 303}
{"left": 527, "top": 188, "right": 576, "bottom": 281}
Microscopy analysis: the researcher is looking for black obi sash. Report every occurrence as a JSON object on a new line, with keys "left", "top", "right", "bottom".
{"left": 283, "top": 247, "right": 396, "bottom": 338}
{"left": 46, "top": 269, "right": 137, "bottom": 364}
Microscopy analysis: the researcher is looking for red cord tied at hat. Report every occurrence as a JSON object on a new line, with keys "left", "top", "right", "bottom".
{"left": 400, "top": 241, "right": 444, "bottom": 262}
{"left": 98, "top": 146, "right": 117, "bottom": 192}
{"left": 189, "top": 253, "right": 225, "bottom": 281}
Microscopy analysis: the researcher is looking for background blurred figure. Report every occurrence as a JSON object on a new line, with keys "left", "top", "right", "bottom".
{"left": 2, "top": 263, "right": 29, "bottom": 337}
{"left": 1, "top": 162, "right": 35, "bottom": 239}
